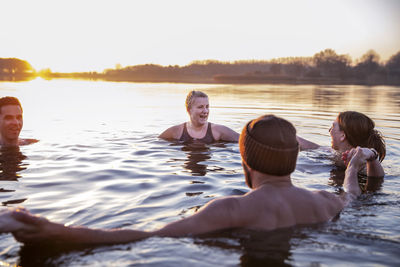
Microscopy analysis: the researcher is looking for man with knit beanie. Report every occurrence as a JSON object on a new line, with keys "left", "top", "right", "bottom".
{"left": 8, "top": 115, "right": 365, "bottom": 246}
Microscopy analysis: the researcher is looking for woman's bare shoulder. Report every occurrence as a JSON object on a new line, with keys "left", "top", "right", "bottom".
{"left": 159, "top": 123, "right": 185, "bottom": 140}
{"left": 19, "top": 138, "right": 39, "bottom": 146}
{"left": 211, "top": 123, "right": 239, "bottom": 142}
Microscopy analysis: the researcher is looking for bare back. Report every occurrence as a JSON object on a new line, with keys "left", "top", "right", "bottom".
{"left": 232, "top": 184, "right": 344, "bottom": 231}
{"left": 153, "top": 182, "right": 345, "bottom": 238}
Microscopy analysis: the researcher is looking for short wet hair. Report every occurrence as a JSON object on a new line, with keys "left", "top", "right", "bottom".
{"left": 0, "top": 96, "right": 22, "bottom": 113}
{"left": 185, "top": 90, "right": 208, "bottom": 112}
{"left": 338, "top": 111, "right": 386, "bottom": 161}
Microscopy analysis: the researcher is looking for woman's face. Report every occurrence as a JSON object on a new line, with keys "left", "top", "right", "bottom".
{"left": 188, "top": 97, "right": 209, "bottom": 126}
{"left": 329, "top": 119, "right": 345, "bottom": 150}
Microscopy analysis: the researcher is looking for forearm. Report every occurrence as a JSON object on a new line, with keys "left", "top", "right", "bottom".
{"left": 366, "top": 159, "right": 384, "bottom": 177}
{"left": 52, "top": 224, "right": 153, "bottom": 245}
{"left": 344, "top": 165, "right": 362, "bottom": 198}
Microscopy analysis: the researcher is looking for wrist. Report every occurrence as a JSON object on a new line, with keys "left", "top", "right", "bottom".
{"left": 367, "top": 148, "right": 378, "bottom": 162}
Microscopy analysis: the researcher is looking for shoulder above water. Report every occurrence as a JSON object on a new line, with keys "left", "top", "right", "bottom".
{"left": 19, "top": 138, "right": 39, "bottom": 146}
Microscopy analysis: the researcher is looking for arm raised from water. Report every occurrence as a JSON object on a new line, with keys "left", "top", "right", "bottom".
{"left": 343, "top": 146, "right": 384, "bottom": 178}
{"left": 341, "top": 146, "right": 374, "bottom": 202}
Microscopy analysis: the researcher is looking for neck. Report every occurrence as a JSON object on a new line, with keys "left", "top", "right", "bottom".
{"left": 251, "top": 172, "right": 292, "bottom": 188}
{"left": 337, "top": 142, "right": 353, "bottom": 154}
{"left": 0, "top": 136, "right": 19, "bottom": 147}
{"left": 188, "top": 121, "right": 207, "bottom": 130}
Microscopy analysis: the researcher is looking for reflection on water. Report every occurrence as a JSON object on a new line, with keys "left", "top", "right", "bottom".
{"left": 0, "top": 146, "right": 27, "bottom": 181}
{"left": 0, "top": 80, "right": 399, "bottom": 266}
{"left": 195, "top": 227, "right": 297, "bottom": 267}
{"left": 329, "top": 167, "right": 384, "bottom": 193}
{"left": 238, "top": 229, "right": 294, "bottom": 267}
{"left": 169, "top": 142, "right": 213, "bottom": 176}
{"left": 182, "top": 143, "right": 211, "bottom": 177}
{"left": 0, "top": 147, "right": 28, "bottom": 206}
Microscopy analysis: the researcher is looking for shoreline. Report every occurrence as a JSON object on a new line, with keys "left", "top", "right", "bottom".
{"left": 1, "top": 74, "right": 399, "bottom": 86}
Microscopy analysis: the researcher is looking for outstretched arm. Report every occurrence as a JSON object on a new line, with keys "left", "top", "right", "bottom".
{"left": 11, "top": 209, "right": 151, "bottom": 245}
{"left": 296, "top": 135, "right": 320, "bottom": 150}
{"left": 154, "top": 197, "right": 242, "bottom": 237}
{"left": 11, "top": 197, "right": 242, "bottom": 245}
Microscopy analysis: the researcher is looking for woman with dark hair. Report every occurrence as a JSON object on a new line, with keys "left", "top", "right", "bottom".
{"left": 159, "top": 90, "right": 239, "bottom": 143}
{"left": 297, "top": 111, "right": 385, "bottom": 177}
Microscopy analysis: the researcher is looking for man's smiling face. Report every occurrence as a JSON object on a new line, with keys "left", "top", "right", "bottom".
{"left": 0, "top": 105, "right": 23, "bottom": 145}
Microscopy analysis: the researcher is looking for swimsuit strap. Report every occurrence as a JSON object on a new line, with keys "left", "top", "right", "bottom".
{"left": 179, "top": 122, "right": 215, "bottom": 144}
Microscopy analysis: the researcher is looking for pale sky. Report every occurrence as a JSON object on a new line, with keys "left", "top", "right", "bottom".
{"left": 1, "top": 0, "right": 399, "bottom": 72}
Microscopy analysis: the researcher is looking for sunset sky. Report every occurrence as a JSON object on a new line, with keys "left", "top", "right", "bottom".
{"left": 1, "top": 0, "right": 399, "bottom": 72}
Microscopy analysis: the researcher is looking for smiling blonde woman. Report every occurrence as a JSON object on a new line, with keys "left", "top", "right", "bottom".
{"left": 159, "top": 90, "right": 239, "bottom": 143}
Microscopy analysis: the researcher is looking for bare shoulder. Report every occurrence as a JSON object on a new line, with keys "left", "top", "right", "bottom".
{"left": 153, "top": 196, "right": 245, "bottom": 237}
{"left": 313, "top": 190, "right": 344, "bottom": 211}
{"left": 313, "top": 190, "right": 339, "bottom": 201}
{"left": 200, "top": 195, "right": 255, "bottom": 228}
{"left": 19, "top": 138, "right": 39, "bottom": 146}
{"left": 199, "top": 196, "right": 242, "bottom": 215}
{"left": 159, "top": 123, "right": 185, "bottom": 140}
{"left": 211, "top": 123, "right": 239, "bottom": 142}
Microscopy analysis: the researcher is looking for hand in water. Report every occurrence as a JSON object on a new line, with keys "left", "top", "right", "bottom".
{"left": 11, "top": 208, "right": 63, "bottom": 243}
{"left": 0, "top": 207, "right": 33, "bottom": 233}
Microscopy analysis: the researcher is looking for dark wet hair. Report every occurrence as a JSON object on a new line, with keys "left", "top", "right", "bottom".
{"left": 185, "top": 90, "right": 208, "bottom": 112}
{"left": 239, "top": 114, "right": 299, "bottom": 176}
{"left": 0, "top": 96, "right": 22, "bottom": 113}
{"left": 338, "top": 111, "right": 386, "bottom": 161}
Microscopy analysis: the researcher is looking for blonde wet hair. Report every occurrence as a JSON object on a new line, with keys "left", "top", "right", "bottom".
{"left": 185, "top": 90, "right": 208, "bottom": 112}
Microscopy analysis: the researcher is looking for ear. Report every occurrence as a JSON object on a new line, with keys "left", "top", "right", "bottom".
{"left": 242, "top": 161, "right": 253, "bottom": 189}
{"left": 340, "top": 132, "right": 346, "bottom": 142}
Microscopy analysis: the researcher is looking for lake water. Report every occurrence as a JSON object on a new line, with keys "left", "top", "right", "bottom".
{"left": 1, "top": 79, "right": 399, "bottom": 266}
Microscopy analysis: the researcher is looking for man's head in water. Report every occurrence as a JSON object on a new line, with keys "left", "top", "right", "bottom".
{"left": 0, "top": 96, "right": 23, "bottom": 146}
{"left": 239, "top": 115, "right": 299, "bottom": 188}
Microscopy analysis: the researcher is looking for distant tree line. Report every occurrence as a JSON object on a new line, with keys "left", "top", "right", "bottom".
{"left": 2, "top": 49, "right": 400, "bottom": 84}
{"left": 0, "top": 58, "right": 35, "bottom": 81}
{"left": 99, "top": 49, "right": 400, "bottom": 85}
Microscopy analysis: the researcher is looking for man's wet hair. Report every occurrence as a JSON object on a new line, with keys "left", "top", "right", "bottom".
{"left": 0, "top": 97, "right": 22, "bottom": 113}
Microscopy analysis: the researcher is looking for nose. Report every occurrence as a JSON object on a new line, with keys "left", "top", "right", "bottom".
{"left": 328, "top": 126, "right": 332, "bottom": 133}
{"left": 10, "top": 117, "right": 22, "bottom": 126}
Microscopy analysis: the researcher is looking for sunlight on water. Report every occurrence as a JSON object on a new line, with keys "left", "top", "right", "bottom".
{"left": 1, "top": 79, "right": 399, "bottom": 266}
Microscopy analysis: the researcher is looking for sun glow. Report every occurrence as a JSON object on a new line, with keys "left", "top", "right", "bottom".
{"left": 1, "top": 0, "right": 399, "bottom": 72}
